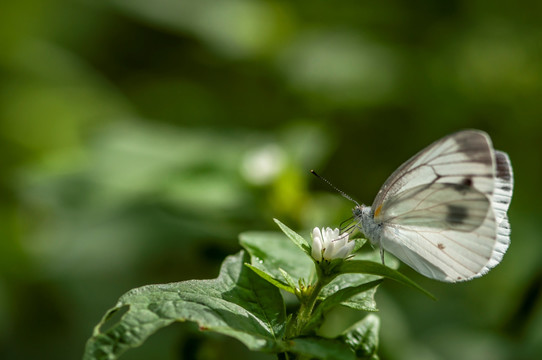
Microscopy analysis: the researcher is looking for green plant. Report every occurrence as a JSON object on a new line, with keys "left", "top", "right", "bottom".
{"left": 84, "top": 219, "right": 432, "bottom": 360}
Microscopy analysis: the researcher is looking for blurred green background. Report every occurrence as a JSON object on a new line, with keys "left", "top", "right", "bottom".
{"left": 1, "top": 0, "right": 541, "bottom": 359}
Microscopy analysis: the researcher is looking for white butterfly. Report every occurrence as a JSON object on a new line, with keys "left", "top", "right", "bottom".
{"left": 353, "top": 130, "right": 513, "bottom": 282}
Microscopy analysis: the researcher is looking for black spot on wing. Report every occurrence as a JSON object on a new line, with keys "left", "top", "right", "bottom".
{"left": 453, "top": 131, "right": 493, "bottom": 164}
{"left": 447, "top": 177, "right": 474, "bottom": 194}
{"left": 462, "top": 177, "right": 473, "bottom": 187}
{"left": 496, "top": 151, "right": 512, "bottom": 182}
{"left": 446, "top": 205, "right": 468, "bottom": 225}
{"left": 450, "top": 182, "right": 471, "bottom": 194}
{"left": 437, "top": 243, "right": 445, "bottom": 250}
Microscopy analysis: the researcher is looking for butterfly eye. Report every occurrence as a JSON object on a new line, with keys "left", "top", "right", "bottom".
{"left": 352, "top": 206, "right": 362, "bottom": 218}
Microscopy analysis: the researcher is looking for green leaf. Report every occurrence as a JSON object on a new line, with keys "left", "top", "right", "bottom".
{"left": 279, "top": 268, "right": 298, "bottom": 292}
{"left": 239, "top": 231, "right": 313, "bottom": 288}
{"left": 304, "top": 280, "right": 382, "bottom": 333}
{"left": 336, "top": 286, "right": 379, "bottom": 312}
{"left": 351, "top": 238, "right": 367, "bottom": 253}
{"left": 341, "top": 314, "right": 380, "bottom": 360}
{"left": 273, "top": 218, "right": 311, "bottom": 256}
{"left": 319, "top": 251, "right": 397, "bottom": 312}
{"left": 320, "top": 273, "right": 380, "bottom": 312}
{"left": 318, "top": 280, "right": 382, "bottom": 317}
{"left": 84, "top": 251, "right": 286, "bottom": 360}
{"left": 339, "top": 260, "right": 435, "bottom": 300}
{"left": 284, "top": 337, "right": 356, "bottom": 360}
{"left": 352, "top": 249, "right": 400, "bottom": 269}
{"left": 245, "top": 263, "right": 295, "bottom": 293}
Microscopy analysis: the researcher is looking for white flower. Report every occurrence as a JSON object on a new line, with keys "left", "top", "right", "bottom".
{"left": 311, "top": 227, "right": 355, "bottom": 262}
{"left": 240, "top": 144, "right": 285, "bottom": 185}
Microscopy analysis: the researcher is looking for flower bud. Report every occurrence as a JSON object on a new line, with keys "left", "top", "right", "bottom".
{"left": 311, "top": 227, "right": 355, "bottom": 262}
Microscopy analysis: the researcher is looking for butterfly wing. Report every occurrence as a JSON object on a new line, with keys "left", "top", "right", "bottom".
{"left": 372, "top": 130, "right": 495, "bottom": 212}
{"left": 370, "top": 130, "right": 513, "bottom": 282}
{"left": 487, "top": 151, "right": 513, "bottom": 270}
{"left": 378, "top": 183, "right": 491, "bottom": 231}
{"left": 493, "top": 151, "right": 514, "bottom": 224}
{"left": 377, "top": 183, "right": 497, "bottom": 281}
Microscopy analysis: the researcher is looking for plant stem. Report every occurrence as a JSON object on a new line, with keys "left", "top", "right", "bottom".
{"left": 286, "top": 268, "right": 330, "bottom": 338}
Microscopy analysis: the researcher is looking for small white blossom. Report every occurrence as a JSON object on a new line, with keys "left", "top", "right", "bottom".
{"left": 311, "top": 227, "right": 355, "bottom": 262}
{"left": 240, "top": 144, "right": 285, "bottom": 185}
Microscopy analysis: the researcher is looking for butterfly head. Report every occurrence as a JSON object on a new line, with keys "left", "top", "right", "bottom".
{"left": 352, "top": 204, "right": 372, "bottom": 221}
{"left": 352, "top": 204, "right": 382, "bottom": 246}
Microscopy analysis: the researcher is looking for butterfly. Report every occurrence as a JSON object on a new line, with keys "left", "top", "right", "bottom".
{"left": 351, "top": 130, "right": 513, "bottom": 282}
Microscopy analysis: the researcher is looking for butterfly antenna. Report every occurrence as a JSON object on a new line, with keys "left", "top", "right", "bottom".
{"left": 310, "top": 170, "right": 360, "bottom": 207}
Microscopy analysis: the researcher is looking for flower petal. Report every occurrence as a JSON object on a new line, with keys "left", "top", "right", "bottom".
{"left": 321, "top": 227, "right": 330, "bottom": 248}
{"left": 312, "top": 227, "right": 353, "bottom": 261}
{"left": 311, "top": 228, "right": 323, "bottom": 262}
{"left": 333, "top": 233, "right": 347, "bottom": 248}
{"left": 323, "top": 240, "right": 337, "bottom": 259}
{"left": 333, "top": 240, "right": 355, "bottom": 259}
{"left": 312, "top": 227, "right": 322, "bottom": 243}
